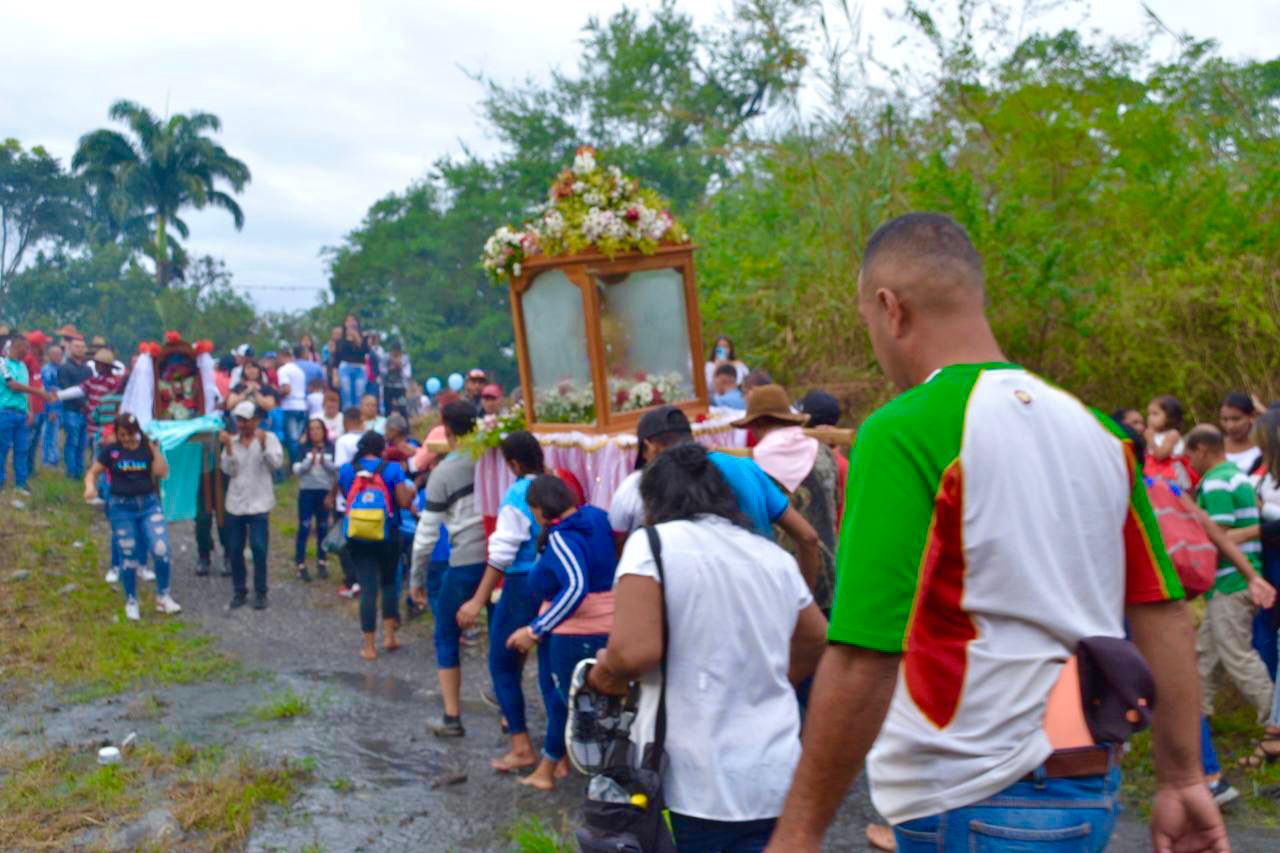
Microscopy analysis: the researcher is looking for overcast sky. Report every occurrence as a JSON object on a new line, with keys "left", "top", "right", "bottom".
{"left": 3, "top": 0, "right": 1275, "bottom": 312}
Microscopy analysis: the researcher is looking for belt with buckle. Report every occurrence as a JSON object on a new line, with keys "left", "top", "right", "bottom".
{"left": 1023, "top": 746, "right": 1114, "bottom": 781}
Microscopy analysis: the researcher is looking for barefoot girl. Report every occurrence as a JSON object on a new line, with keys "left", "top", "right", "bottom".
{"left": 338, "top": 431, "right": 413, "bottom": 660}
{"left": 506, "top": 475, "right": 617, "bottom": 791}
{"left": 457, "top": 431, "right": 546, "bottom": 773}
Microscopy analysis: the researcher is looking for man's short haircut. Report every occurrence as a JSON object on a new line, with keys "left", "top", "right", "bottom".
{"left": 1185, "top": 425, "right": 1225, "bottom": 453}
{"left": 342, "top": 406, "right": 362, "bottom": 425}
{"left": 292, "top": 345, "right": 306, "bottom": 359}
{"left": 862, "top": 212, "right": 984, "bottom": 292}
{"left": 742, "top": 368, "right": 773, "bottom": 390}
{"left": 442, "top": 401, "right": 476, "bottom": 437}
{"left": 714, "top": 363, "right": 739, "bottom": 381}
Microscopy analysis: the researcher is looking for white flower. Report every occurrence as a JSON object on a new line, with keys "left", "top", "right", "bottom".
{"left": 583, "top": 190, "right": 604, "bottom": 207}
{"left": 572, "top": 181, "right": 587, "bottom": 194}
{"left": 512, "top": 262, "right": 522, "bottom": 277}
{"left": 542, "top": 209, "right": 565, "bottom": 237}
{"left": 628, "top": 381, "right": 655, "bottom": 408}
{"left": 573, "top": 151, "right": 597, "bottom": 175}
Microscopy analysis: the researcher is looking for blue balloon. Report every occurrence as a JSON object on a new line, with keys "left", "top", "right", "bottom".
{"left": 447, "top": 372, "right": 464, "bottom": 392}
{"left": 425, "top": 376, "right": 442, "bottom": 395}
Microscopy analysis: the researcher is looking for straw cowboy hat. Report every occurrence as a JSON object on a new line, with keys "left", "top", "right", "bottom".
{"left": 92, "top": 348, "right": 116, "bottom": 367}
{"left": 730, "top": 384, "right": 810, "bottom": 429}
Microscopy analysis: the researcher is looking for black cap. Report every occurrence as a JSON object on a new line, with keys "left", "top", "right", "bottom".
{"left": 796, "top": 390, "right": 841, "bottom": 427}
{"left": 635, "top": 406, "right": 692, "bottom": 469}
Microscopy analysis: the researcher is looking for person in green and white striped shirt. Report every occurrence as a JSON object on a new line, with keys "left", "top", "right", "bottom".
{"left": 1187, "top": 424, "right": 1276, "bottom": 722}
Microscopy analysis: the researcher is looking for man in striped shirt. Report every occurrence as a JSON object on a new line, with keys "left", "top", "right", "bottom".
{"left": 1187, "top": 424, "right": 1276, "bottom": 721}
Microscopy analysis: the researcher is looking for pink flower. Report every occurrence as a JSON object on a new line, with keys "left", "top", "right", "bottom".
{"left": 633, "top": 371, "right": 647, "bottom": 382}
{"left": 624, "top": 207, "right": 640, "bottom": 222}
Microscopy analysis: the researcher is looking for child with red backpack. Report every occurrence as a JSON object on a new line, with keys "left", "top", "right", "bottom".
{"left": 337, "top": 430, "right": 413, "bottom": 660}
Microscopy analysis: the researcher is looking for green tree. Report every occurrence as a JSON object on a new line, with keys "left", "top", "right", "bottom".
{"left": 73, "top": 100, "right": 250, "bottom": 287}
{"left": 0, "top": 139, "right": 84, "bottom": 299}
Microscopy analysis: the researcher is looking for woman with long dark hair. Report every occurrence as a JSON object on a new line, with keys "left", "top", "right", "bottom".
{"left": 506, "top": 474, "right": 616, "bottom": 791}
{"left": 337, "top": 430, "right": 414, "bottom": 660}
{"left": 587, "top": 443, "right": 827, "bottom": 851}
{"left": 458, "top": 431, "right": 547, "bottom": 772}
{"left": 84, "top": 413, "right": 182, "bottom": 622}
{"left": 704, "top": 334, "right": 749, "bottom": 390}
{"left": 293, "top": 417, "right": 336, "bottom": 581}
{"left": 335, "top": 314, "right": 369, "bottom": 409}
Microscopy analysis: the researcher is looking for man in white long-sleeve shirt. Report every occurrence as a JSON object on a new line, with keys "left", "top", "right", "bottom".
{"left": 410, "top": 401, "right": 486, "bottom": 737}
{"left": 221, "top": 400, "right": 284, "bottom": 611}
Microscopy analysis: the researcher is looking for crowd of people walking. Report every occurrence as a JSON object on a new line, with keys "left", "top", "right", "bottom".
{"left": 1, "top": 213, "right": 1266, "bottom": 851}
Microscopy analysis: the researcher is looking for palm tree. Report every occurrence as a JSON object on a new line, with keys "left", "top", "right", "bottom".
{"left": 73, "top": 100, "right": 250, "bottom": 287}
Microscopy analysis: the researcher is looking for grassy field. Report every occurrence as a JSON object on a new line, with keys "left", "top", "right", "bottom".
{"left": 0, "top": 476, "right": 237, "bottom": 702}
{"left": 0, "top": 472, "right": 309, "bottom": 850}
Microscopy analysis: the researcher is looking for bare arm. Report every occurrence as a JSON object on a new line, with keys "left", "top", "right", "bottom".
{"left": 1183, "top": 494, "right": 1275, "bottom": 606}
{"left": 84, "top": 460, "right": 106, "bottom": 501}
{"left": 788, "top": 603, "right": 829, "bottom": 685}
{"left": 776, "top": 506, "right": 821, "bottom": 591}
{"left": 588, "top": 574, "right": 664, "bottom": 696}
{"left": 1128, "top": 600, "right": 1230, "bottom": 852}
{"left": 149, "top": 441, "right": 169, "bottom": 480}
{"left": 1150, "top": 430, "right": 1182, "bottom": 461}
{"left": 767, "top": 645, "right": 901, "bottom": 852}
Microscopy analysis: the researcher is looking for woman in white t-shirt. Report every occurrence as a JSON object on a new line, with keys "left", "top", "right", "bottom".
{"left": 1221, "top": 392, "right": 1262, "bottom": 480}
{"left": 588, "top": 443, "right": 827, "bottom": 852}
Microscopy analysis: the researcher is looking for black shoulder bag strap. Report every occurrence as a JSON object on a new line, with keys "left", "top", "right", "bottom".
{"left": 641, "top": 525, "right": 669, "bottom": 770}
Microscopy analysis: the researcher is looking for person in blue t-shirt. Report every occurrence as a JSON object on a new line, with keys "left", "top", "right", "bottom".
{"left": 709, "top": 362, "right": 747, "bottom": 410}
{"left": 337, "top": 431, "right": 414, "bottom": 661}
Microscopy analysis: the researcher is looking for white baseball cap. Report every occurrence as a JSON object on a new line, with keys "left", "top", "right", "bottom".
{"left": 231, "top": 400, "right": 257, "bottom": 420}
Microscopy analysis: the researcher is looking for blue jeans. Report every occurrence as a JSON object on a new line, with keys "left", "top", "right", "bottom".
{"left": 0, "top": 408, "right": 32, "bottom": 489}
{"left": 433, "top": 562, "right": 486, "bottom": 669}
{"left": 225, "top": 512, "right": 270, "bottom": 596}
{"left": 282, "top": 410, "right": 306, "bottom": 468}
{"left": 41, "top": 409, "right": 60, "bottom": 465}
{"left": 425, "top": 560, "right": 448, "bottom": 616}
{"left": 1254, "top": 546, "right": 1280, "bottom": 678}
{"left": 538, "top": 633, "right": 608, "bottom": 762}
{"left": 62, "top": 409, "right": 87, "bottom": 478}
{"left": 295, "top": 489, "right": 330, "bottom": 564}
{"left": 338, "top": 363, "right": 366, "bottom": 410}
{"left": 489, "top": 572, "right": 542, "bottom": 735}
{"left": 1201, "top": 716, "right": 1221, "bottom": 776}
{"left": 107, "top": 494, "right": 172, "bottom": 600}
{"left": 27, "top": 411, "right": 44, "bottom": 475}
{"left": 668, "top": 814, "right": 776, "bottom": 853}
{"left": 894, "top": 765, "right": 1121, "bottom": 852}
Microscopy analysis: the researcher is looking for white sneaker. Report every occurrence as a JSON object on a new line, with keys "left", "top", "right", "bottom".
{"left": 124, "top": 598, "right": 140, "bottom": 622}
{"left": 140, "top": 567, "right": 156, "bottom": 582}
{"left": 155, "top": 594, "right": 182, "bottom": 615}
{"left": 105, "top": 567, "right": 119, "bottom": 584}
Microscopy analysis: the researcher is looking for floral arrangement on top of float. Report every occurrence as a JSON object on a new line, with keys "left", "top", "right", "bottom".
{"left": 481, "top": 146, "right": 689, "bottom": 283}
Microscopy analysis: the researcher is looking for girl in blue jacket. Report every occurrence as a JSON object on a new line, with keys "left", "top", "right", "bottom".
{"left": 506, "top": 474, "right": 617, "bottom": 791}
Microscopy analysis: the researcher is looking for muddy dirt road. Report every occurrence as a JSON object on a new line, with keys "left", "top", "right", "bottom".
{"left": 6, "top": 517, "right": 1279, "bottom": 851}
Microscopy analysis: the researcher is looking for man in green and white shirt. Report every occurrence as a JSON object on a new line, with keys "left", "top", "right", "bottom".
{"left": 1186, "top": 425, "right": 1275, "bottom": 721}
{"left": 768, "top": 214, "right": 1221, "bottom": 852}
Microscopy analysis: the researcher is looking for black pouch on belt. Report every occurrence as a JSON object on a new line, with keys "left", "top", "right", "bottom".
{"left": 1076, "top": 635, "right": 1156, "bottom": 744}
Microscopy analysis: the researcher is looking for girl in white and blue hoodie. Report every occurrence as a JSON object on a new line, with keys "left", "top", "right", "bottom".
{"left": 506, "top": 474, "right": 618, "bottom": 791}
{"left": 456, "top": 431, "right": 546, "bottom": 773}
